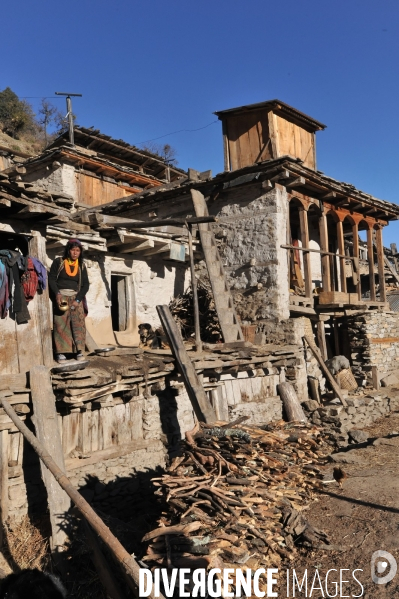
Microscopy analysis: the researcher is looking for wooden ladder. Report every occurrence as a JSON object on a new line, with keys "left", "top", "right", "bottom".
{"left": 191, "top": 189, "right": 243, "bottom": 343}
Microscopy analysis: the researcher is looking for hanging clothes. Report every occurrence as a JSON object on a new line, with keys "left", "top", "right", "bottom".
{"left": 0, "top": 261, "right": 10, "bottom": 318}
{"left": 21, "top": 257, "right": 39, "bottom": 303}
{"left": 30, "top": 257, "right": 47, "bottom": 291}
{"left": 0, "top": 249, "right": 31, "bottom": 324}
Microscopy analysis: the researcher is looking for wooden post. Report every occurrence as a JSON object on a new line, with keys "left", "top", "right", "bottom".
{"left": 317, "top": 321, "right": 328, "bottom": 362}
{"left": 187, "top": 223, "right": 202, "bottom": 352}
{"left": 277, "top": 382, "right": 307, "bottom": 422}
{"left": 303, "top": 336, "right": 348, "bottom": 407}
{"left": 371, "top": 366, "right": 380, "bottom": 390}
{"left": 367, "top": 227, "right": 376, "bottom": 301}
{"left": 299, "top": 208, "right": 312, "bottom": 298}
{"left": 29, "top": 232, "right": 54, "bottom": 367}
{"left": 336, "top": 220, "right": 347, "bottom": 292}
{"left": 0, "top": 429, "right": 8, "bottom": 548}
{"left": 30, "top": 366, "right": 71, "bottom": 554}
{"left": 375, "top": 227, "right": 386, "bottom": 303}
{"left": 319, "top": 213, "right": 331, "bottom": 292}
{"left": 333, "top": 318, "right": 340, "bottom": 355}
{"left": 156, "top": 305, "right": 216, "bottom": 423}
{"left": 0, "top": 396, "right": 164, "bottom": 599}
{"left": 222, "top": 119, "right": 230, "bottom": 172}
{"left": 352, "top": 222, "right": 362, "bottom": 300}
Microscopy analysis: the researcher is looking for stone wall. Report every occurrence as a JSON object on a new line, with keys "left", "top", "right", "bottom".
{"left": 208, "top": 183, "right": 290, "bottom": 322}
{"left": 347, "top": 311, "right": 399, "bottom": 384}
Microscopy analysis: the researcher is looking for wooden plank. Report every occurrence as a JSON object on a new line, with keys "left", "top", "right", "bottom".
{"left": 0, "top": 429, "right": 8, "bottom": 547}
{"left": 30, "top": 366, "right": 71, "bottom": 552}
{"left": 29, "top": 233, "right": 54, "bottom": 367}
{"left": 0, "top": 373, "right": 28, "bottom": 390}
{"left": 316, "top": 321, "right": 328, "bottom": 362}
{"left": 370, "top": 337, "right": 399, "bottom": 344}
{"left": 130, "top": 399, "right": 143, "bottom": 440}
{"left": 303, "top": 336, "right": 347, "bottom": 407}
{"left": 156, "top": 305, "right": 216, "bottom": 423}
{"left": 371, "top": 365, "right": 380, "bottom": 390}
{"left": 352, "top": 222, "right": 362, "bottom": 300}
{"left": 90, "top": 409, "right": 99, "bottom": 452}
{"left": 77, "top": 409, "right": 91, "bottom": 455}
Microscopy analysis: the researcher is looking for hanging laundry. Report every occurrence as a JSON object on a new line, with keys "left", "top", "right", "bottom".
{"left": 0, "top": 249, "right": 30, "bottom": 324}
{"left": 21, "top": 257, "right": 39, "bottom": 303}
{"left": 30, "top": 257, "right": 47, "bottom": 291}
{"left": 0, "top": 261, "right": 10, "bottom": 318}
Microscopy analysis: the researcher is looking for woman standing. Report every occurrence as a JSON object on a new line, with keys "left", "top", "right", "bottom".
{"left": 49, "top": 239, "right": 90, "bottom": 363}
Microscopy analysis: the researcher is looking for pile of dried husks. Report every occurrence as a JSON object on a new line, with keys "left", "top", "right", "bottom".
{"left": 169, "top": 281, "right": 222, "bottom": 343}
{"left": 141, "top": 420, "right": 333, "bottom": 592}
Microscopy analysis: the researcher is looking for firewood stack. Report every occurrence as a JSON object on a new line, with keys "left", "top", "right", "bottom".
{"left": 141, "top": 421, "right": 332, "bottom": 576}
{"left": 169, "top": 281, "right": 222, "bottom": 343}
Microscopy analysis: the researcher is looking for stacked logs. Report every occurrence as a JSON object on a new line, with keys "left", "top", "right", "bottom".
{"left": 141, "top": 421, "right": 333, "bottom": 578}
{"left": 169, "top": 281, "right": 222, "bottom": 343}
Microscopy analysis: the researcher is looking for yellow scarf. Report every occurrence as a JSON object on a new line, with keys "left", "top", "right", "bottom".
{"left": 64, "top": 258, "right": 79, "bottom": 277}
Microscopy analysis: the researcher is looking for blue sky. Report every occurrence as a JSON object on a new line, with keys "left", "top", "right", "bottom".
{"left": 1, "top": 0, "right": 399, "bottom": 244}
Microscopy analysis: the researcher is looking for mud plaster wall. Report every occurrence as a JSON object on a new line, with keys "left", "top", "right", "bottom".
{"left": 46, "top": 252, "right": 189, "bottom": 346}
{"left": 347, "top": 311, "right": 399, "bottom": 384}
{"left": 24, "top": 163, "right": 77, "bottom": 200}
{"left": 207, "top": 183, "right": 290, "bottom": 322}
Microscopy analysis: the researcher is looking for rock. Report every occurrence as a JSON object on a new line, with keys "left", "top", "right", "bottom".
{"left": 329, "top": 451, "right": 365, "bottom": 464}
{"left": 348, "top": 430, "right": 369, "bottom": 444}
{"left": 381, "top": 373, "right": 399, "bottom": 387}
{"left": 373, "top": 437, "right": 399, "bottom": 447}
{"left": 302, "top": 400, "right": 319, "bottom": 412}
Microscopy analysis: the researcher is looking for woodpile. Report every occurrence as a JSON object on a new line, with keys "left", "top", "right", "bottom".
{"left": 191, "top": 343, "right": 302, "bottom": 375}
{"left": 169, "top": 281, "right": 222, "bottom": 343}
{"left": 141, "top": 420, "right": 333, "bottom": 576}
{"left": 52, "top": 355, "right": 175, "bottom": 406}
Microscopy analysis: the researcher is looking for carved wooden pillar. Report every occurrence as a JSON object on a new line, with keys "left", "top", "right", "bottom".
{"left": 352, "top": 221, "right": 362, "bottom": 300}
{"left": 367, "top": 226, "right": 376, "bottom": 301}
{"left": 319, "top": 213, "right": 331, "bottom": 292}
{"left": 336, "top": 219, "right": 347, "bottom": 293}
{"left": 375, "top": 226, "right": 386, "bottom": 303}
{"left": 299, "top": 207, "right": 312, "bottom": 299}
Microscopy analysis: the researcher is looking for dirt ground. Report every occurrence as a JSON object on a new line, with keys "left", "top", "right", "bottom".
{"left": 280, "top": 412, "right": 399, "bottom": 598}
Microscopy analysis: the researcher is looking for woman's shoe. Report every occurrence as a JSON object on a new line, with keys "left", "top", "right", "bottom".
{"left": 76, "top": 352, "right": 85, "bottom": 361}
{"left": 57, "top": 354, "right": 66, "bottom": 363}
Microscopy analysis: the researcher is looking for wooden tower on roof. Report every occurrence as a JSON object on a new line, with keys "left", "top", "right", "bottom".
{"left": 214, "top": 99, "right": 326, "bottom": 172}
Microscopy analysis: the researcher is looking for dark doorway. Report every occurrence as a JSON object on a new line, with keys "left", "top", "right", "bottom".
{"left": 111, "top": 275, "right": 128, "bottom": 332}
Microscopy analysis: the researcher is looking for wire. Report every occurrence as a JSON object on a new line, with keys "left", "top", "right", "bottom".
{"left": 136, "top": 120, "right": 218, "bottom": 145}
{"left": 19, "top": 96, "right": 62, "bottom": 99}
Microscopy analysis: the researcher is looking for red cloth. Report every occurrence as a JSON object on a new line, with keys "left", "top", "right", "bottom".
{"left": 21, "top": 258, "right": 39, "bottom": 303}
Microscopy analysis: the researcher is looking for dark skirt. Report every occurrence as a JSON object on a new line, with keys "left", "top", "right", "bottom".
{"left": 53, "top": 295, "right": 86, "bottom": 354}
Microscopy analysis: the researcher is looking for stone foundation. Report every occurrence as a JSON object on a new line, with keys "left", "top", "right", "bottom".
{"left": 347, "top": 311, "right": 399, "bottom": 384}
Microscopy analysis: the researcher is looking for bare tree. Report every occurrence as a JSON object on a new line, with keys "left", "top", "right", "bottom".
{"left": 141, "top": 142, "right": 178, "bottom": 166}
{"left": 37, "top": 99, "right": 61, "bottom": 146}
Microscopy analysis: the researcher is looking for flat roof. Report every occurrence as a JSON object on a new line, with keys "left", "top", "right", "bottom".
{"left": 214, "top": 99, "right": 327, "bottom": 132}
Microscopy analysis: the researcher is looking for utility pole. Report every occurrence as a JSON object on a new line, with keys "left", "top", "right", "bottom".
{"left": 54, "top": 92, "right": 82, "bottom": 146}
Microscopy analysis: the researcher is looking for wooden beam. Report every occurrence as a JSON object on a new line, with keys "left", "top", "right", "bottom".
{"left": 375, "top": 227, "right": 386, "bottom": 302}
{"left": 83, "top": 212, "right": 216, "bottom": 229}
{"left": 30, "top": 366, "right": 71, "bottom": 555}
{"left": 270, "top": 169, "right": 290, "bottom": 182}
{"left": 119, "top": 239, "right": 154, "bottom": 253}
{"left": 316, "top": 321, "right": 328, "bottom": 361}
{"left": 303, "top": 336, "right": 348, "bottom": 407}
{"left": 156, "top": 305, "right": 216, "bottom": 423}
{"left": 286, "top": 176, "right": 306, "bottom": 189}
{"left": 141, "top": 243, "right": 170, "bottom": 256}
{"left": 320, "top": 191, "right": 336, "bottom": 200}
{"left": 367, "top": 228, "right": 376, "bottom": 301}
